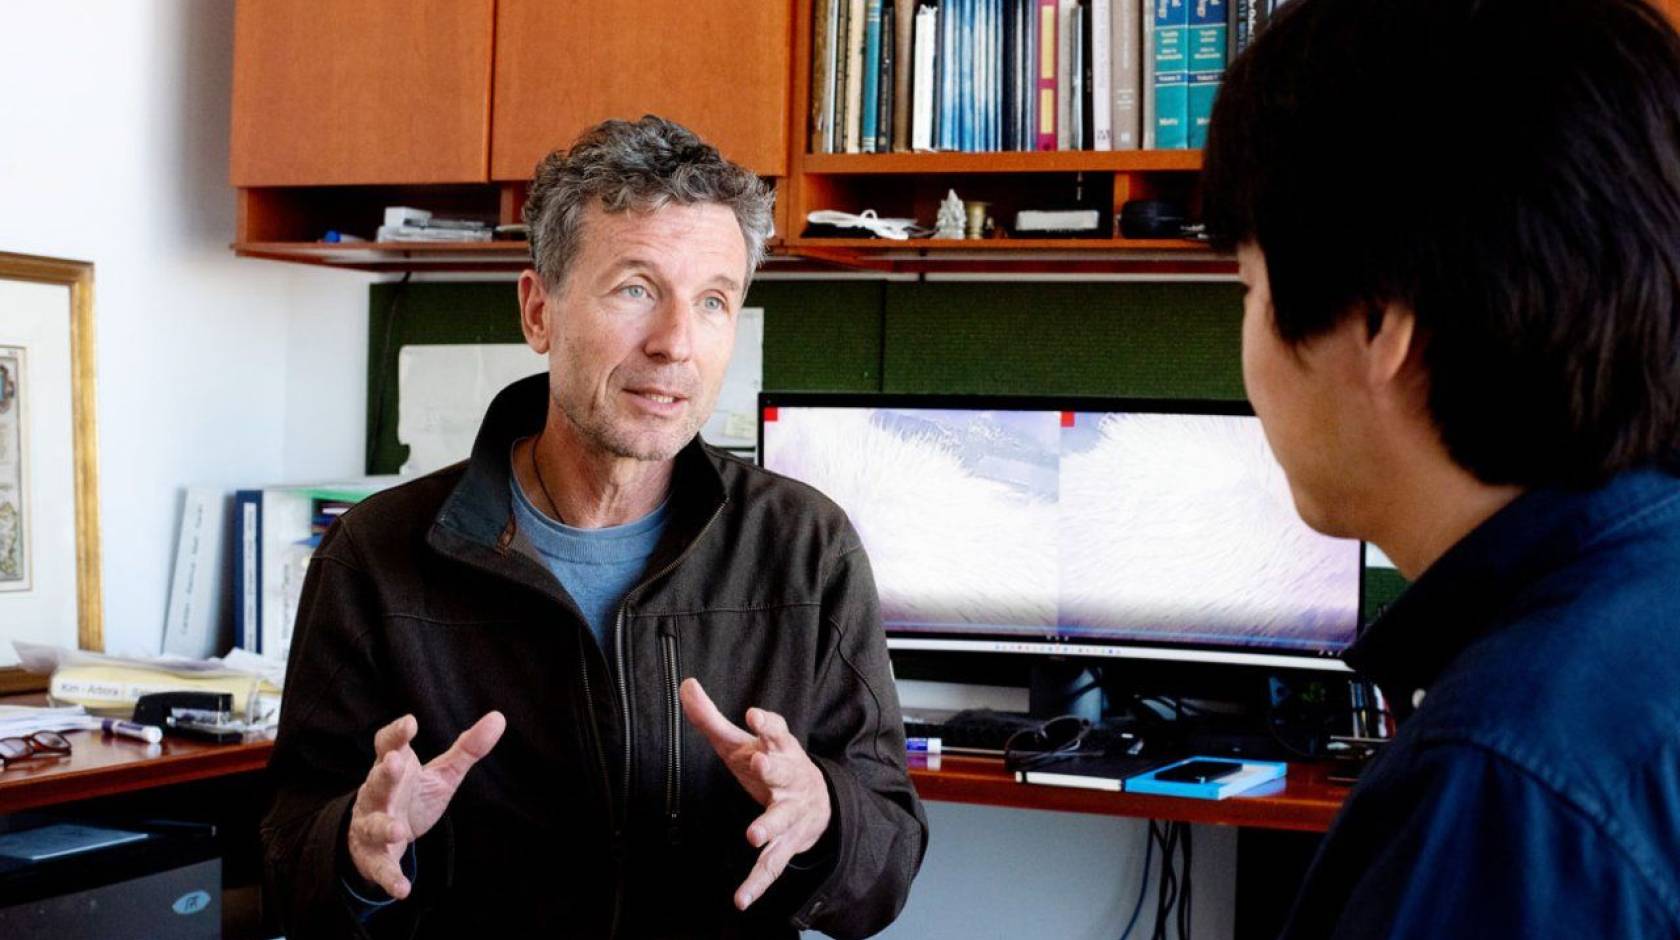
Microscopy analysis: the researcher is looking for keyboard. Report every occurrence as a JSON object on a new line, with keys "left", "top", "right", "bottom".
{"left": 902, "top": 708, "right": 1039, "bottom": 755}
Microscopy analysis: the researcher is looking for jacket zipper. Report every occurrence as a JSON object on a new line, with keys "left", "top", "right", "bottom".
{"left": 662, "top": 632, "right": 682, "bottom": 843}
{"left": 607, "top": 500, "right": 725, "bottom": 930}
{"left": 612, "top": 501, "right": 725, "bottom": 809}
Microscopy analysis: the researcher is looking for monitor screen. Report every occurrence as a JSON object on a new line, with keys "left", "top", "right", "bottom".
{"left": 758, "top": 395, "right": 1362, "bottom": 671}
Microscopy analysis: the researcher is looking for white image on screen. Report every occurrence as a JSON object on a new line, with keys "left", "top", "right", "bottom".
{"left": 763, "top": 408, "right": 1058, "bottom": 629}
{"left": 1059, "top": 413, "right": 1357, "bottom": 644}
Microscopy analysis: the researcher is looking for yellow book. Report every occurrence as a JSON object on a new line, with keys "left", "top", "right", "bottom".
{"left": 48, "top": 665, "right": 281, "bottom": 720}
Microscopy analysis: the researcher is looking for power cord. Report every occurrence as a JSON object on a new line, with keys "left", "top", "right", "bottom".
{"left": 364, "top": 272, "right": 412, "bottom": 473}
{"left": 1126, "top": 821, "right": 1191, "bottom": 940}
{"left": 1118, "top": 821, "right": 1155, "bottom": 940}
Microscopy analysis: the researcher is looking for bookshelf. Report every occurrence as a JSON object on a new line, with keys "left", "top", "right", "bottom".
{"left": 779, "top": 0, "right": 1225, "bottom": 275}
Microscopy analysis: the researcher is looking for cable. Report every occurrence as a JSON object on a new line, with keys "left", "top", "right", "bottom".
{"left": 364, "top": 272, "right": 412, "bottom": 472}
{"left": 1177, "top": 824, "right": 1193, "bottom": 940}
{"left": 1118, "top": 820, "right": 1155, "bottom": 940}
{"left": 1151, "top": 822, "right": 1179, "bottom": 940}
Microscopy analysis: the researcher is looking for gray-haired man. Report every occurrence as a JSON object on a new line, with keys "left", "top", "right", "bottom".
{"left": 262, "top": 116, "right": 927, "bottom": 939}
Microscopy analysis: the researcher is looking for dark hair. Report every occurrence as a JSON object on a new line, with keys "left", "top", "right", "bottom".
{"left": 522, "top": 115, "right": 774, "bottom": 292}
{"left": 1204, "top": 0, "right": 1680, "bottom": 487}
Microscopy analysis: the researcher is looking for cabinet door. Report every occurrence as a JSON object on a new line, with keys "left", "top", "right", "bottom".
{"left": 491, "top": 1, "right": 793, "bottom": 180}
{"left": 231, "top": 0, "right": 494, "bottom": 186}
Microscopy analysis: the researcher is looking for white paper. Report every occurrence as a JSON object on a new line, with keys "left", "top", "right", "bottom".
{"left": 13, "top": 640, "right": 287, "bottom": 687}
{"left": 0, "top": 703, "right": 92, "bottom": 738}
{"left": 396, "top": 344, "right": 546, "bottom": 476}
{"left": 701, "top": 306, "right": 764, "bottom": 451}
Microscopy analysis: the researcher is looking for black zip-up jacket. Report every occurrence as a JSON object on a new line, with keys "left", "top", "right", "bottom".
{"left": 261, "top": 374, "right": 928, "bottom": 938}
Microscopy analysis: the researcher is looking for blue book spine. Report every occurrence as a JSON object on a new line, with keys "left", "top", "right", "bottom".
{"left": 233, "top": 489, "right": 262, "bottom": 654}
{"left": 940, "top": 0, "right": 955, "bottom": 149}
{"left": 967, "top": 0, "right": 981, "bottom": 148}
{"left": 1152, "top": 0, "right": 1189, "bottom": 149}
{"left": 1187, "top": 0, "right": 1226, "bottom": 148}
{"left": 861, "top": 0, "right": 884, "bottom": 152}
{"left": 981, "top": 0, "right": 993, "bottom": 151}
{"left": 993, "top": 0, "right": 1005, "bottom": 150}
{"left": 1231, "top": 0, "right": 1250, "bottom": 57}
{"left": 948, "top": 0, "right": 962, "bottom": 150}
{"left": 977, "top": 0, "right": 988, "bottom": 151}
{"left": 1024, "top": 0, "right": 1038, "bottom": 149}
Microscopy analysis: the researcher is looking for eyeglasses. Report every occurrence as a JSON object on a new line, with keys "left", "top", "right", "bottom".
{"left": 0, "top": 731, "right": 73, "bottom": 767}
{"left": 1003, "top": 715, "right": 1091, "bottom": 771}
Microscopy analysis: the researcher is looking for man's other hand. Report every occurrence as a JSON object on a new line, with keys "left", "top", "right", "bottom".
{"left": 346, "top": 710, "right": 507, "bottom": 899}
{"left": 680, "top": 678, "right": 833, "bottom": 912}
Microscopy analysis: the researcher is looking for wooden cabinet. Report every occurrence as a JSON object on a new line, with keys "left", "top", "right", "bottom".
{"left": 490, "top": 0, "right": 794, "bottom": 180}
{"left": 230, "top": 0, "right": 495, "bottom": 186}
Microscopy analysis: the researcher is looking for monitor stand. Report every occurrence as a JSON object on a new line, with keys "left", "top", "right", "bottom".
{"left": 1027, "top": 659, "right": 1105, "bottom": 721}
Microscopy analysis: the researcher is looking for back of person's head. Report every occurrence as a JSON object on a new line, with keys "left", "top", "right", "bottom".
{"left": 1205, "top": 0, "right": 1680, "bottom": 488}
{"left": 522, "top": 114, "right": 774, "bottom": 292}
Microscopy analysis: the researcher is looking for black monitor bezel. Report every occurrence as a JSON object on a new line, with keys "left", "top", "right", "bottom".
{"left": 757, "top": 392, "right": 1364, "bottom": 672}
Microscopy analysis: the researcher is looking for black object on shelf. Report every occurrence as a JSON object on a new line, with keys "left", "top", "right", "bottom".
{"left": 1119, "top": 198, "right": 1192, "bottom": 239}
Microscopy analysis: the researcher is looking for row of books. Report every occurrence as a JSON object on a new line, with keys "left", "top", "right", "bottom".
{"left": 809, "top": 0, "right": 1296, "bottom": 155}
{"left": 163, "top": 478, "right": 401, "bottom": 663}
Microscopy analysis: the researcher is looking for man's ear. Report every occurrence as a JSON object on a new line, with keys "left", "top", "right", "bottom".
{"left": 1365, "top": 303, "right": 1420, "bottom": 393}
{"left": 517, "top": 269, "right": 551, "bottom": 355}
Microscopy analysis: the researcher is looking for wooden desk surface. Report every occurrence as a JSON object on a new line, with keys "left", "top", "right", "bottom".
{"left": 908, "top": 755, "right": 1347, "bottom": 833}
{"left": 0, "top": 693, "right": 276, "bottom": 815}
{"left": 0, "top": 732, "right": 275, "bottom": 815}
{"left": 0, "top": 693, "right": 1345, "bottom": 832}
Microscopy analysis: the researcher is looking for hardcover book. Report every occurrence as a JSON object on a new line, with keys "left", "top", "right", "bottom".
{"left": 1151, "top": 0, "right": 1189, "bottom": 149}
{"left": 1187, "top": 0, "right": 1227, "bottom": 148}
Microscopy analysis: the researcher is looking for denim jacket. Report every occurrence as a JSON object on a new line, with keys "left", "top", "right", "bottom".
{"left": 1281, "top": 467, "right": 1680, "bottom": 938}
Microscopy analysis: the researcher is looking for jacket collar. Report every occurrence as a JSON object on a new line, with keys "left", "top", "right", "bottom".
{"left": 1346, "top": 466, "right": 1680, "bottom": 702}
{"left": 428, "top": 372, "right": 729, "bottom": 580}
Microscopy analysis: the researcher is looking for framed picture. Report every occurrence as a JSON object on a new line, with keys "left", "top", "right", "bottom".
{"left": 0, "top": 252, "right": 101, "bottom": 693}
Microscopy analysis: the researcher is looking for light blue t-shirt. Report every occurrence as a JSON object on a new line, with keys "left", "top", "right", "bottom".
{"left": 510, "top": 472, "right": 669, "bottom": 654}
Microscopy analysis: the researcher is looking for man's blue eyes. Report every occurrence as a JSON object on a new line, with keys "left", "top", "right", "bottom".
{"left": 617, "top": 286, "right": 726, "bottom": 312}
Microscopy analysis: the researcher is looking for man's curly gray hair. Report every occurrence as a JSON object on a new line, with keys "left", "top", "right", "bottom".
{"left": 522, "top": 115, "right": 774, "bottom": 292}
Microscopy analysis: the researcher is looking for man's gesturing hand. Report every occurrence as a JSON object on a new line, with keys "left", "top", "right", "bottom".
{"left": 680, "top": 678, "right": 833, "bottom": 912}
{"left": 347, "top": 711, "right": 507, "bottom": 899}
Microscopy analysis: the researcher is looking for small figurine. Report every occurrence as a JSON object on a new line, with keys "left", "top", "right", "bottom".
{"left": 934, "top": 189, "right": 966, "bottom": 240}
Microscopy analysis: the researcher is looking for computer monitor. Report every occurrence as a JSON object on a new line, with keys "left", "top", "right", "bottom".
{"left": 758, "top": 394, "right": 1362, "bottom": 673}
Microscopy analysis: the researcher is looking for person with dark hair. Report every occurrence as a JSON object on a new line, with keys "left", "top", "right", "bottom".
{"left": 1204, "top": 0, "right": 1680, "bottom": 936}
{"left": 261, "top": 116, "right": 927, "bottom": 938}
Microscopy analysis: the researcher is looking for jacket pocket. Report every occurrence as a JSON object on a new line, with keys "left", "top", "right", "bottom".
{"left": 662, "top": 629, "right": 683, "bottom": 845}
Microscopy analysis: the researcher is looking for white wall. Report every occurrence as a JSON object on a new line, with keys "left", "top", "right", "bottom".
{"left": 0, "top": 1, "right": 372, "bottom": 659}
{"left": 881, "top": 805, "right": 1236, "bottom": 940}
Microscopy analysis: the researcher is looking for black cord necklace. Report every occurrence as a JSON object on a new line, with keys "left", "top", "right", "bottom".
{"left": 528, "top": 433, "right": 565, "bottom": 524}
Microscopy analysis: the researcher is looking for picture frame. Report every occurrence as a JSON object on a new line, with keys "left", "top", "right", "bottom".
{"left": 0, "top": 251, "right": 101, "bottom": 694}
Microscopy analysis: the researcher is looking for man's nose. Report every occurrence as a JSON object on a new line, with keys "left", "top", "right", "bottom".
{"left": 644, "top": 295, "right": 693, "bottom": 362}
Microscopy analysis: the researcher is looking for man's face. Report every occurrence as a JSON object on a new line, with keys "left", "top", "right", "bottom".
{"left": 1238, "top": 242, "right": 1366, "bottom": 538}
{"left": 538, "top": 201, "right": 748, "bottom": 462}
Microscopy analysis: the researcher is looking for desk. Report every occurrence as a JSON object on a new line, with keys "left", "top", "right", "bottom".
{"left": 0, "top": 692, "right": 274, "bottom": 815}
{"left": 0, "top": 724, "right": 1344, "bottom": 939}
{"left": 909, "top": 755, "right": 1346, "bottom": 833}
{"left": 1, "top": 735, "right": 1347, "bottom": 833}
{"left": 0, "top": 734, "right": 274, "bottom": 815}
